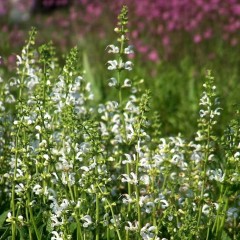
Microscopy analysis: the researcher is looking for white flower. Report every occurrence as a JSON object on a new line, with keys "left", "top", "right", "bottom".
{"left": 82, "top": 215, "right": 93, "bottom": 228}
{"left": 106, "top": 101, "right": 118, "bottom": 111}
{"left": 124, "top": 61, "right": 133, "bottom": 71}
{"left": 39, "top": 139, "right": 47, "bottom": 148}
{"left": 125, "top": 221, "right": 138, "bottom": 231}
{"left": 51, "top": 214, "right": 63, "bottom": 227}
{"left": 35, "top": 125, "right": 42, "bottom": 132}
{"left": 161, "top": 199, "right": 169, "bottom": 209}
{"left": 171, "top": 154, "right": 183, "bottom": 165}
{"left": 108, "top": 77, "right": 118, "bottom": 87}
{"left": 213, "top": 203, "right": 219, "bottom": 210}
{"left": 139, "top": 195, "right": 149, "bottom": 207}
{"left": 124, "top": 45, "right": 134, "bottom": 54}
{"left": 67, "top": 173, "right": 76, "bottom": 185}
{"left": 122, "top": 78, "right": 132, "bottom": 88}
{"left": 15, "top": 183, "right": 25, "bottom": 195}
{"left": 43, "top": 154, "right": 49, "bottom": 160}
{"left": 155, "top": 199, "right": 169, "bottom": 209}
{"left": 51, "top": 231, "right": 63, "bottom": 240}
{"left": 153, "top": 154, "right": 164, "bottom": 165}
{"left": 6, "top": 212, "right": 13, "bottom": 223}
{"left": 33, "top": 184, "right": 42, "bottom": 195}
{"left": 213, "top": 107, "right": 221, "bottom": 116}
{"left": 140, "top": 175, "right": 150, "bottom": 185}
{"left": 16, "top": 55, "right": 22, "bottom": 65}
{"left": 106, "top": 44, "right": 119, "bottom": 53}
{"left": 122, "top": 194, "right": 133, "bottom": 204}
{"left": 202, "top": 204, "right": 210, "bottom": 215}
{"left": 199, "top": 92, "right": 210, "bottom": 106}
{"left": 17, "top": 215, "right": 24, "bottom": 222}
{"left": 126, "top": 123, "right": 135, "bottom": 140}
{"left": 140, "top": 223, "right": 158, "bottom": 240}
{"left": 125, "top": 100, "right": 138, "bottom": 112}
{"left": 230, "top": 173, "right": 239, "bottom": 182}
{"left": 121, "top": 172, "right": 138, "bottom": 185}
{"left": 100, "top": 122, "right": 108, "bottom": 136}
{"left": 50, "top": 198, "right": 69, "bottom": 217}
{"left": 16, "top": 169, "right": 24, "bottom": 177}
{"left": 208, "top": 169, "right": 225, "bottom": 182}
{"left": 145, "top": 202, "right": 155, "bottom": 213}
{"left": 234, "top": 152, "right": 240, "bottom": 158}
{"left": 107, "top": 60, "right": 118, "bottom": 70}
{"left": 227, "top": 207, "right": 238, "bottom": 222}
{"left": 122, "top": 153, "right": 135, "bottom": 164}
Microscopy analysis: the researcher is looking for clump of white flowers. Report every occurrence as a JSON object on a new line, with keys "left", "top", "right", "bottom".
{"left": 0, "top": 6, "right": 239, "bottom": 240}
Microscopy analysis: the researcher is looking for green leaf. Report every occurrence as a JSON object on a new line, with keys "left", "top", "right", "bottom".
{"left": 46, "top": 217, "right": 53, "bottom": 233}
{"left": 0, "top": 226, "right": 10, "bottom": 240}
{"left": 16, "top": 225, "right": 28, "bottom": 240}
{"left": 69, "top": 222, "right": 77, "bottom": 233}
{"left": 83, "top": 51, "right": 101, "bottom": 101}
{"left": 38, "top": 223, "right": 46, "bottom": 239}
{"left": 0, "top": 211, "right": 8, "bottom": 228}
{"left": 221, "top": 230, "right": 232, "bottom": 240}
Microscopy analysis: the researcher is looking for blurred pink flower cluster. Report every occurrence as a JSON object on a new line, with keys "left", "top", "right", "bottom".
{"left": 1, "top": 0, "right": 240, "bottom": 65}
{"left": 62, "top": 0, "right": 240, "bottom": 62}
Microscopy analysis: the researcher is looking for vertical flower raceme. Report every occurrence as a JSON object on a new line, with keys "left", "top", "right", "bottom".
{"left": 195, "top": 70, "right": 222, "bottom": 231}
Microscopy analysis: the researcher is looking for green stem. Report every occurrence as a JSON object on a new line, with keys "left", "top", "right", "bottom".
{"left": 95, "top": 193, "right": 100, "bottom": 240}
{"left": 68, "top": 182, "right": 75, "bottom": 202}
{"left": 25, "top": 206, "right": 33, "bottom": 240}
{"left": 72, "top": 206, "right": 83, "bottom": 240}
{"left": 97, "top": 185, "right": 122, "bottom": 240}
{"left": 197, "top": 124, "right": 211, "bottom": 228}
{"left": 27, "top": 193, "right": 41, "bottom": 240}
{"left": 126, "top": 163, "right": 131, "bottom": 211}
{"left": 135, "top": 150, "right": 141, "bottom": 235}
{"left": 43, "top": 62, "right": 46, "bottom": 108}
{"left": 125, "top": 230, "right": 129, "bottom": 240}
{"left": 216, "top": 190, "right": 228, "bottom": 238}
{"left": 206, "top": 223, "right": 210, "bottom": 240}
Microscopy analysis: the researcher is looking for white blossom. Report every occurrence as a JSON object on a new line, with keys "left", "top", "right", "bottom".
{"left": 140, "top": 223, "right": 159, "bottom": 240}
{"left": 106, "top": 45, "right": 119, "bottom": 54}
{"left": 107, "top": 60, "right": 118, "bottom": 70}
{"left": 125, "top": 221, "right": 138, "bottom": 231}
{"left": 121, "top": 172, "right": 138, "bottom": 185}
{"left": 81, "top": 215, "right": 93, "bottom": 228}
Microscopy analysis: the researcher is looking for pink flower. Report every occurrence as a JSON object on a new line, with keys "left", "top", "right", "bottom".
{"left": 138, "top": 45, "right": 149, "bottom": 54}
{"left": 148, "top": 50, "right": 159, "bottom": 62}
{"left": 193, "top": 34, "right": 202, "bottom": 43}
{"left": 232, "top": 4, "right": 240, "bottom": 15}
{"left": 131, "top": 30, "right": 138, "bottom": 39}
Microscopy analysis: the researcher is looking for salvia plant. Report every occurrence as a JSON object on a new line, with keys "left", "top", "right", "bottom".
{"left": 0, "top": 5, "right": 239, "bottom": 240}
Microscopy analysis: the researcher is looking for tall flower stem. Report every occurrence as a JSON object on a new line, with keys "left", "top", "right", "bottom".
{"left": 95, "top": 193, "right": 100, "bottom": 240}
{"left": 27, "top": 192, "right": 41, "bottom": 240}
{"left": 97, "top": 184, "right": 122, "bottom": 240}
{"left": 197, "top": 124, "right": 210, "bottom": 227}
